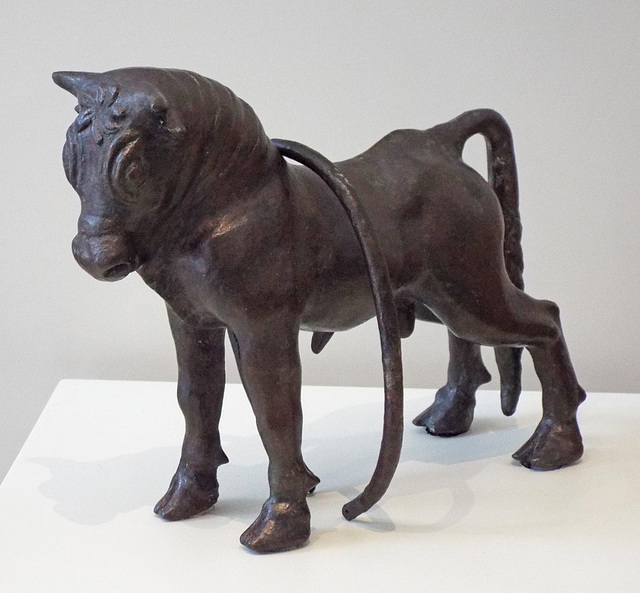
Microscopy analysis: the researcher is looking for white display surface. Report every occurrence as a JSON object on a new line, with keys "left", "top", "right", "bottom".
{"left": 1, "top": 380, "right": 639, "bottom": 592}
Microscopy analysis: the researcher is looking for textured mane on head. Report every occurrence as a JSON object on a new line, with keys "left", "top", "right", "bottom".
{"left": 73, "top": 84, "right": 128, "bottom": 145}
{"left": 62, "top": 81, "right": 133, "bottom": 191}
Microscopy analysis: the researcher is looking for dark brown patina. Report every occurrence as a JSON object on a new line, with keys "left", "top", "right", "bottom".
{"left": 54, "top": 68, "right": 585, "bottom": 553}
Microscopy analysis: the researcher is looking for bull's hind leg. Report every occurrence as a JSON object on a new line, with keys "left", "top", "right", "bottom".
{"left": 434, "top": 283, "right": 585, "bottom": 471}
{"left": 230, "top": 320, "right": 319, "bottom": 553}
{"left": 413, "top": 331, "right": 491, "bottom": 436}
{"left": 514, "top": 326, "right": 586, "bottom": 470}
{"left": 154, "top": 307, "right": 229, "bottom": 521}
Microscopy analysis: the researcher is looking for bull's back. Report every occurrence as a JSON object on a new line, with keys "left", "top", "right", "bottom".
{"left": 294, "top": 127, "right": 506, "bottom": 331}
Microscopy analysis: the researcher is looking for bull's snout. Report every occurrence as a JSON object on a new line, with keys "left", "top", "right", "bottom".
{"left": 72, "top": 232, "right": 139, "bottom": 281}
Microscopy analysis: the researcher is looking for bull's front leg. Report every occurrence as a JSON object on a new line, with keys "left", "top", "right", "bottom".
{"left": 229, "top": 320, "right": 319, "bottom": 553}
{"left": 154, "top": 306, "right": 229, "bottom": 521}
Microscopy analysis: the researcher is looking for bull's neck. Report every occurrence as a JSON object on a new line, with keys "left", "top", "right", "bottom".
{"left": 191, "top": 83, "right": 279, "bottom": 199}
{"left": 148, "top": 82, "right": 285, "bottom": 255}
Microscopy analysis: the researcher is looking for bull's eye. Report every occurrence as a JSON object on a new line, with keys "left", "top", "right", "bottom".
{"left": 124, "top": 162, "right": 148, "bottom": 190}
{"left": 116, "top": 156, "right": 149, "bottom": 197}
{"left": 108, "top": 135, "right": 150, "bottom": 199}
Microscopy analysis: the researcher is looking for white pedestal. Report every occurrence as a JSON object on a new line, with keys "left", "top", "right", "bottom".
{"left": 1, "top": 380, "right": 639, "bottom": 592}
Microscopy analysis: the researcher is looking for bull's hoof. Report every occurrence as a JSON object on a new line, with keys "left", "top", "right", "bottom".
{"left": 513, "top": 417, "right": 583, "bottom": 471}
{"left": 413, "top": 385, "right": 476, "bottom": 437}
{"left": 240, "top": 498, "right": 311, "bottom": 553}
{"left": 154, "top": 467, "right": 219, "bottom": 521}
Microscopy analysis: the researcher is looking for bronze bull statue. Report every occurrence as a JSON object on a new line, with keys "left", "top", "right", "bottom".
{"left": 54, "top": 67, "right": 585, "bottom": 553}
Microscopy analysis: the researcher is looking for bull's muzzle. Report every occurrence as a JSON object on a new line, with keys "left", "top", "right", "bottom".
{"left": 72, "top": 232, "right": 139, "bottom": 281}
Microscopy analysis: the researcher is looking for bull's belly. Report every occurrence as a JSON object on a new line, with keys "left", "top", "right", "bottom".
{"left": 298, "top": 264, "right": 428, "bottom": 333}
{"left": 300, "top": 275, "right": 377, "bottom": 332}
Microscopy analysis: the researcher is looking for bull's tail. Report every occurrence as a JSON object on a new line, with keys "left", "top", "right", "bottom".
{"left": 272, "top": 138, "right": 403, "bottom": 522}
{"left": 436, "top": 109, "right": 524, "bottom": 415}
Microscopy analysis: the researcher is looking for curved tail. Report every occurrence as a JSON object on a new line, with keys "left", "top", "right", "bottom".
{"left": 437, "top": 109, "right": 524, "bottom": 415}
{"left": 272, "top": 138, "right": 404, "bottom": 521}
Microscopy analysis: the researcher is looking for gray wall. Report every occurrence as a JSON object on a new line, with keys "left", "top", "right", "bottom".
{"left": 1, "top": 1, "right": 639, "bottom": 480}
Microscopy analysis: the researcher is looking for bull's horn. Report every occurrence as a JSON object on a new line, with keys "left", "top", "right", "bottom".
{"left": 52, "top": 71, "right": 100, "bottom": 97}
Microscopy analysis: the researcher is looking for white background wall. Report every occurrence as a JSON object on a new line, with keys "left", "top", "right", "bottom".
{"left": 1, "top": 1, "right": 638, "bottom": 481}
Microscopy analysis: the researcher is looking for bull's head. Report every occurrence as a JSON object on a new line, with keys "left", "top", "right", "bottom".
{"left": 53, "top": 70, "right": 187, "bottom": 281}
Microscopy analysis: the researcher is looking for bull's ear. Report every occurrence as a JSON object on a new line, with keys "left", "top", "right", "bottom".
{"left": 162, "top": 108, "right": 186, "bottom": 139}
{"left": 151, "top": 95, "right": 186, "bottom": 139}
{"left": 52, "top": 71, "right": 100, "bottom": 97}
